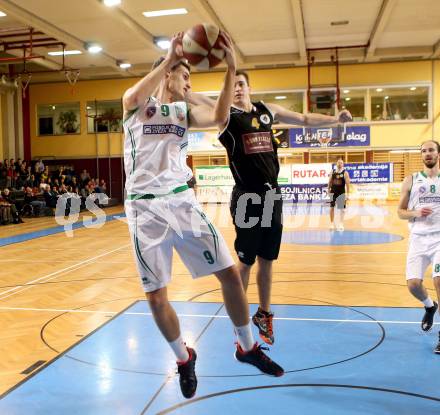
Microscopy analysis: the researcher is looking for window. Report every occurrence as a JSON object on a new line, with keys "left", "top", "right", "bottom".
{"left": 251, "top": 91, "right": 304, "bottom": 121}
{"left": 86, "top": 100, "right": 123, "bottom": 133}
{"left": 340, "top": 89, "right": 366, "bottom": 121}
{"left": 308, "top": 89, "right": 336, "bottom": 116}
{"left": 37, "top": 102, "right": 80, "bottom": 136}
{"left": 197, "top": 90, "right": 304, "bottom": 125}
{"left": 371, "top": 86, "right": 429, "bottom": 121}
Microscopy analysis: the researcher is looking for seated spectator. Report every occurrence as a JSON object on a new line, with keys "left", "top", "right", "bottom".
{"left": 2, "top": 188, "right": 23, "bottom": 223}
{"left": 100, "top": 179, "right": 107, "bottom": 194}
{"left": 43, "top": 184, "right": 58, "bottom": 209}
{"left": 23, "top": 187, "right": 46, "bottom": 217}
{"left": 0, "top": 197, "right": 13, "bottom": 224}
{"left": 24, "top": 174, "right": 38, "bottom": 188}
{"left": 80, "top": 169, "right": 91, "bottom": 186}
{"left": 40, "top": 166, "right": 49, "bottom": 183}
{"left": 0, "top": 169, "right": 7, "bottom": 189}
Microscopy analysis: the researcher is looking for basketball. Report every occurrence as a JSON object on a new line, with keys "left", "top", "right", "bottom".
{"left": 182, "top": 23, "right": 225, "bottom": 70}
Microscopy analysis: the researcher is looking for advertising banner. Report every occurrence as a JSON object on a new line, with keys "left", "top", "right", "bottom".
{"left": 289, "top": 126, "right": 370, "bottom": 148}
{"left": 342, "top": 163, "right": 393, "bottom": 183}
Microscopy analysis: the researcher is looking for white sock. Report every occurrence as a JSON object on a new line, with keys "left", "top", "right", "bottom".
{"left": 234, "top": 323, "right": 254, "bottom": 352}
{"left": 169, "top": 336, "right": 189, "bottom": 363}
{"left": 422, "top": 297, "right": 435, "bottom": 308}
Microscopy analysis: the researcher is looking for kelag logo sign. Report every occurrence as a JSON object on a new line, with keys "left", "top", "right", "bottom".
{"left": 289, "top": 126, "right": 370, "bottom": 148}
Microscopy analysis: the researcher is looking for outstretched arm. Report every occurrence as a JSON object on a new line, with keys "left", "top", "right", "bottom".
{"left": 266, "top": 103, "right": 352, "bottom": 127}
{"left": 122, "top": 33, "right": 184, "bottom": 115}
{"left": 188, "top": 32, "right": 236, "bottom": 129}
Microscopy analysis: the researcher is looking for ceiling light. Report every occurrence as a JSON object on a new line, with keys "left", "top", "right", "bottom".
{"left": 143, "top": 8, "right": 187, "bottom": 17}
{"left": 86, "top": 106, "right": 92, "bottom": 110}
{"left": 51, "top": 106, "right": 56, "bottom": 110}
{"left": 118, "top": 62, "right": 132, "bottom": 69}
{"left": 48, "top": 50, "right": 82, "bottom": 56}
{"left": 384, "top": 96, "right": 389, "bottom": 100}
{"left": 345, "top": 97, "right": 351, "bottom": 101}
{"left": 86, "top": 43, "right": 103, "bottom": 54}
{"left": 0, "top": 11, "right": 7, "bottom": 17}
{"left": 330, "top": 20, "right": 349, "bottom": 26}
{"left": 343, "top": 89, "right": 350, "bottom": 94}
{"left": 423, "top": 103, "right": 427, "bottom": 107}
{"left": 410, "top": 87, "right": 416, "bottom": 91}
{"left": 103, "top": 0, "right": 121, "bottom": 6}
{"left": 154, "top": 38, "right": 171, "bottom": 50}
{"left": 376, "top": 105, "right": 380, "bottom": 108}
{"left": 376, "top": 88, "right": 383, "bottom": 92}
{"left": 275, "top": 96, "right": 287, "bottom": 100}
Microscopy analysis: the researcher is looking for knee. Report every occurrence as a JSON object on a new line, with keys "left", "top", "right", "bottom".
{"left": 147, "top": 290, "right": 169, "bottom": 312}
{"left": 216, "top": 265, "right": 243, "bottom": 288}
{"left": 407, "top": 278, "right": 422, "bottom": 291}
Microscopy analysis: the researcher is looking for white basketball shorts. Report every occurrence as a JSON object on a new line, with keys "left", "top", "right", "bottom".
{"left": 125, "top": 188, "right": 234, "bottom": 292}
{"left": 406, "top": 232, "right": 440, "bottom": 280}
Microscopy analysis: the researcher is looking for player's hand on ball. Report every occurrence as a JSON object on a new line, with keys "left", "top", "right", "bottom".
{"left": 166, "top": 32, "right": 184, "bottom": 67}
{"left": 218, "top": 31, "right": 236, "bottom": 70}
{"left": 338, "top": 109, "right": 352, "bottom": 123}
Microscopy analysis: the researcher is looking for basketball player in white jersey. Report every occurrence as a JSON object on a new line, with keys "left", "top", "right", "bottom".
{"left": 122, "top": 32, "right": 284, "bottom": 399}
{"left": 398, "top": 140, "right": 440, "bottom": 353}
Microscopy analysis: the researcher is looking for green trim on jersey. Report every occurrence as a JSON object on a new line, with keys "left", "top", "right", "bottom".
{"left": 420, "top": 171, "right": 427, "bottom": 178}
{"left": 134, "top": 212, "right": 158, "bottom": 281}
{"left": 127, "top": 127, "right": 136, "bottom": 173}
{"left": 193, "top": 206, "right": 218, "bottom": 261}
{"left": 127, "top": 184, "right": 189, "bottom": 200}
{"left": 123, "top": 107, "right": 138, "bottom": 124}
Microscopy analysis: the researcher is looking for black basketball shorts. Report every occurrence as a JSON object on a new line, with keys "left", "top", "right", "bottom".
{"left": 230, "top": 186, "right": 283, "bottom": 265}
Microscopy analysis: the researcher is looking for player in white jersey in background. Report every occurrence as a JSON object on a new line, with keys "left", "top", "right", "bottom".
{"left": 122, "top": 32, "right": 284, "bottom": 400}
{"left": 398, "top": 140, "right": 440, "bottom": 353}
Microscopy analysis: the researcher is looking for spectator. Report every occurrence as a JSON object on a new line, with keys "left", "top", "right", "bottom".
{"left": 35, "top": 159, "right": 45, "bottom": 174}
{"left": 43, "top": 184, "right": 58, "bottom": 209}
{"left": 2, "top": 188, "right": 23, "bottom": 223}
{"left": 0, "top": 191, "right": 13, "bottom": 225}
{"left": 100, "top": 179, "right": 107, "bottom": 194}
{"left": 23, "top": 187, "right": 45, "bottom": 217}
{"left": 80, "top": 169, "right": 90, "bottom": 186}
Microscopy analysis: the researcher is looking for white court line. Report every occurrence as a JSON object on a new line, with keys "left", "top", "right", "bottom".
{"left": 0, "top": 306, "right": 435, "bottom": 325}
{"left": 0, "top": 243, "right": 131, "bottom": 301}
{"left": 281, "top": 250, "right": 407, "bottom": 254}
{"left": 0, "top": 259, "right": 134, "bottom": 264}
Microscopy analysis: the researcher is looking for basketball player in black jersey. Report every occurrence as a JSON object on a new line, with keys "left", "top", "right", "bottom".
{"left": 328, "top": 158, "right": 350, "bottom": 231}
{"left": 216, "top": 70, "right": 352, "bottom": 345}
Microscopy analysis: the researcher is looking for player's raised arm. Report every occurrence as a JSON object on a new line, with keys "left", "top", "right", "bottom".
{"left": 122, "top": 33, "right": 184, "bottom": 114}
{"left": 266, "top": 103, "right": 352, "bottom": 127}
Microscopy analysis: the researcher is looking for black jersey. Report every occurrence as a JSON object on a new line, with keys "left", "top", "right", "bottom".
{"left": 218, "top": 102, "right": 279, "bottom": 192}
{"left": 330, "top": 169, "right": 346, "bottom": 194}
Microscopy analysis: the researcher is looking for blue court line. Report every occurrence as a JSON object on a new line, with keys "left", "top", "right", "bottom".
{"left": 0, "top": 212, "right": 126, "bottom": 247}
{"left": 1, "top": 301, "right": 440, "bottom": 415}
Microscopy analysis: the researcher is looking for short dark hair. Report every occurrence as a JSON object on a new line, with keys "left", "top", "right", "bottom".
{"left": 235, "top": 70, "right": 249, "bottom": 86}
{"left": 151, "top": 56, "right": 191, "bottom": 73}
{"left": 421, "top": 140, "right": 440, "bottom": 152}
